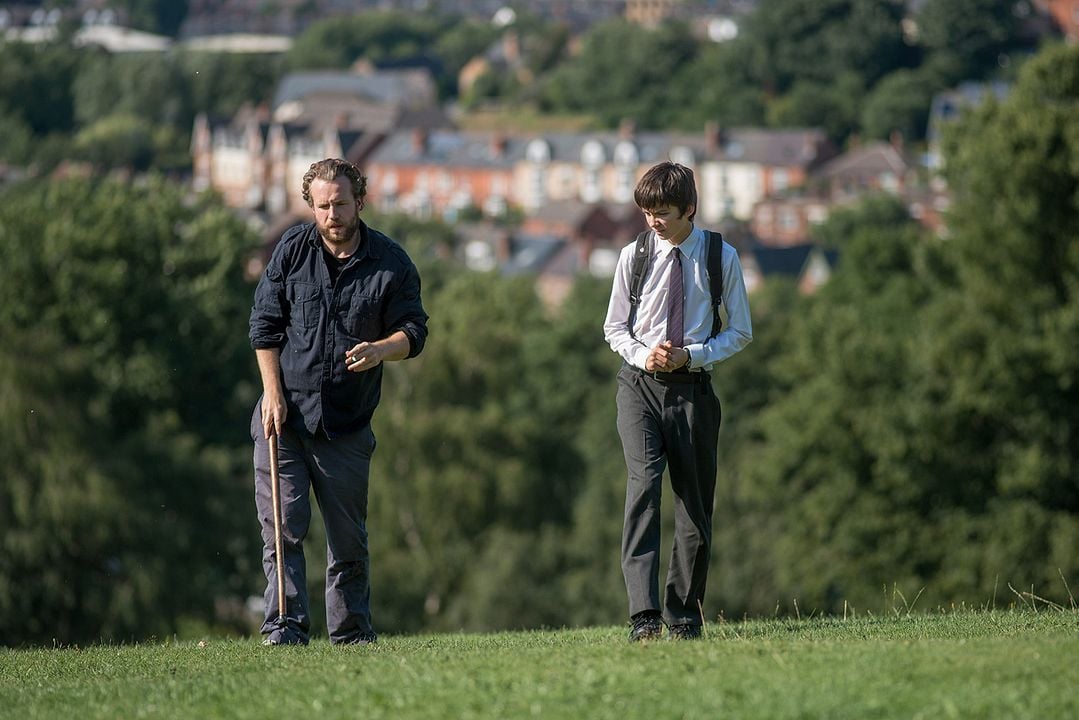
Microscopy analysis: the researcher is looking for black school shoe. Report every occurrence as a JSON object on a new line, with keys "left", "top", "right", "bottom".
{"left": 668, "top": 623, "right": 702, "bottom": 640}
{"left": 628, "top": 611, "right": 664, "bottom": 642}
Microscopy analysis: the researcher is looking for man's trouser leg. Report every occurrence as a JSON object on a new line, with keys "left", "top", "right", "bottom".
{"left": 253, "top": 411, "right": 313, "bottom": 643}
{"left": 662, "top": 378, "right": 720, "bottom": 627}
{"left": 308, "top": 424, "right": 377, "bottom": 644}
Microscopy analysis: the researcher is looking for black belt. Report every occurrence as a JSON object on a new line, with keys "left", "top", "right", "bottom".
{"left": 633, "top": 366, "right": 710, "bottom": 384}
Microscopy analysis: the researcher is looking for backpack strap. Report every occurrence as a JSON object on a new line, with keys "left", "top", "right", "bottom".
{"left": 626, "top": 230, "right": 652, "bottom": 339}
{"left": 628, "top": 229, "right": 725, "bottom": 340}
{"left": 706, "top": 230, "right": 725, "bottom": 339}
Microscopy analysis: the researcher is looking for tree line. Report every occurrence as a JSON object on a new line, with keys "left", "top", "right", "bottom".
{"left": 0, "top": 0, "right": 1045, "bottom": 175}
{"left": 1, "top": 43, "right": 1076, "bottom": 645}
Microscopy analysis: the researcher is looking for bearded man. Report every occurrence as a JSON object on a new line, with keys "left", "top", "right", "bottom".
{"left": 249, "top": 158, "right": 428, "bottom": 645}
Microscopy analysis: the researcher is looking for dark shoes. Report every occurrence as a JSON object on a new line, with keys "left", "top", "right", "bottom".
{"left": 628, "top": 611, "right": 664, "bottom": 642}
{"left": 262, "top": 627, "right": 308, "bottom": 646}
{"left": 668, "top": 623, "right": 702, "bottom": 640}
{"left": 337, "top": 633, "right": 378, "bottom": 646}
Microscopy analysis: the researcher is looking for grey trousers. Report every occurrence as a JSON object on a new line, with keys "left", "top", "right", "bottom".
{"left": 615, "top": 364, "right": 721, "bottom": 626}
{"left": 252, "top": 404, "right": 377, "bottom": 644}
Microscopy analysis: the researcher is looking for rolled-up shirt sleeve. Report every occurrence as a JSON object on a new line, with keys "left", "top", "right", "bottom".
{"left": 249, "top": 251, "right": 287, "bottom": 350}
{"left": 384, "top": 261, "right": 429, "bottom": 358}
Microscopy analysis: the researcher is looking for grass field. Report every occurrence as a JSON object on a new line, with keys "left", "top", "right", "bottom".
{"left": 2, "top": 610, "right": 1077, "bottom": 719}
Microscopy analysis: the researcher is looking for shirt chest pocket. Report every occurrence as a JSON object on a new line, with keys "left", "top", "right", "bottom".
{"left": 286, "top": 281, "right": 321, "bottom": 329}
{"left": 347, "top": 293, "right": 383, "bottom": 340}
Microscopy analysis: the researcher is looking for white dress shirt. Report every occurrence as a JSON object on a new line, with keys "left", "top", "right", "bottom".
{"left": 603, "top": 226, "right": 753, "bottom": 371}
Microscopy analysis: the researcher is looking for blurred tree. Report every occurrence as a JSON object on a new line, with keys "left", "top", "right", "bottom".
{"left": 0, "top": 41, "right": 81, "bottom": 136}
{"left": 368, "top": 270, "right": 586, "bottom": 631}
{"left": 432, "top": 18, "right": 502, "bottom": 96}
{"left": 73, "top": 52, "right": 187, "bottom": 129}
{"left": 182, "top": 52, "right": 285, "bottom": 119}
{"left": 916, "top": 0, "right": 1024, "bottom": 86}
{"left": 72, "top": 114, "right": 156, "bottom": 170}
{"left": 810, "top": 194, "right": 916, "bottom": 250}
{"left": 764, "top": 72, "right": 865, "bottom": 142}
{"left": 111, "top": 0, "right": 190, "bottom": 36}
{"left": 860, "top": 68, "right": 935, "bottom": 141}
{"left": 0, "top": 177, "right": 260, "bottom": 646}
{"left": 0, "top": 109, "right": 34, "bottom": 165}
{"left": 737, "top": 200, "right": 946, "bottom": 613}
{"left": 711, "top": 44, "right": 1079, "bottom": 617}
{"left": 673, "top": 40, "right": 766, "bottom": 130}
{"left": 710, "top": 279, "right": 803, "bottom": 617}
{"left": 538, "top": 19, "right": 696, "bottom": 128}
{"left": 742, "top": 0, "right": 912, "bottom": 96}
{"left": 925, "top": 41, "right": 1079, "bottom": 590}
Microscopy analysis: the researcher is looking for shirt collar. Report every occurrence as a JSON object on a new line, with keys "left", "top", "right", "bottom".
{"left": 657, "top": 225, "right": 701, "bottom": 257}
{"left": 305, "top": 219, "right": 378, "bottom": 261}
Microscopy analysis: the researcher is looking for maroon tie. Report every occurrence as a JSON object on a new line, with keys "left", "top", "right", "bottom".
{"left": 667, "top": 247, "right": 684, "bottom": 347}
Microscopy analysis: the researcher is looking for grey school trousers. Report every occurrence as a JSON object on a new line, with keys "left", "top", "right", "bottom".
{"left": 615, "top": 364, "right": 722, "bottom": 627}
{"left": 252, "top": 404, "right": 377, "bottom": 644}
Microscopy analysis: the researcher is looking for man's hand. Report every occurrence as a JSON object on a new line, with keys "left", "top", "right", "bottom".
{"left": 261, "top": 389, "right": 287, "bottom": 439}
{"left": 345, "top": 341, "right": 387, "bottom": 373}
{"left": 645, "top": 341, "right": 689, "bottom": 372}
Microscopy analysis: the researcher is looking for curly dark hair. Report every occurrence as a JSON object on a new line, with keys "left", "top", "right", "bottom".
{"left": 301, "top": 158, "right": 368, "bottom": 207}
{"left": 633, "top": 162, "right": 697, "bottom": 221}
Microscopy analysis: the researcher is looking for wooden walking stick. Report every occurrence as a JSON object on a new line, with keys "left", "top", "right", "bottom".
{"left": 268, "top": 433, "right": 286, "bottom": 623}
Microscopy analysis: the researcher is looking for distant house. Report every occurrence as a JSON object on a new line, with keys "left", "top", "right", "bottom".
{"left": 750, "top": 196, "right": 831, "bottom": 247}
{"left": 515, "top": 123, "right": 831, "bottom": 224}
{"left": 3, "top": 22, "right": 171, "bottom": 52}
{"left": 366, "top": 122, "right": 831, "bottom": 232}
{"left": 272, "top": 63, "right": 443, "bottom": 131}
{"left": 179, "top": 34, "right": 293, "bottom": 53}
{"left": 457, "top": 31, "right": 528, "bottom": 98}
{"left": 512, "top": 124, "right": 686, "bottom": 212}
{"left": 452, "top": 201, "right": 646, "bottom": 307}
{"left": 365, "top": 130, "right": 523, "bottom": 219}
{"left": 191, "top": 63, "right": 450, "bottom": 217}
{"left": 926, "top": 82, "right": 1010, "bottom": 172}
{"left": 191, "top": 108, "right": 384, "bottom": 216}
{"left": 696, "top": 124, "right": 833, "bottom": 223}
{"left": 1036, "top": 0, "right": 1079, "bottom": 41}
{"left": 625, "top": 0, "right": 683, "bottom": 27}
{"left": 520, "top": 199, "right": 647, "bottom": 277}
{"left": 741, "top": 244, "right": 838, "bottom": 295}
{"left": 813, "top": 141, "right": 913, "bottom": 202}
{"left": 750, "top": 139, "right": 946, "bottom": 244}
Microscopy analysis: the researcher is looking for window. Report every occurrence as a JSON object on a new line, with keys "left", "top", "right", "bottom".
{"left": 526, "top": 139, "right": 551, "bottom": 165}
{"left": 778, "top": 207, "right": 798, "bottom": 231}
{"left": 772, "top": 169, "right": 789, "bottom": 192}
{"left": 581, "top": 140, "right": 605, "bottom": 168}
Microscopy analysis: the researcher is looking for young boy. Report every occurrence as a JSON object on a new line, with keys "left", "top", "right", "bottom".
{"left": 602, "top": 162, "right": 752, "bottom": 640}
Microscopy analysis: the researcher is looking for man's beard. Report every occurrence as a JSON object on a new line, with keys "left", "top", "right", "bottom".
{"left": 319, "top": 215, "right": 359, "bottom": 247}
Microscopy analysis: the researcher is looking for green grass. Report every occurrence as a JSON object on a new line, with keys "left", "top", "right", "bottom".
{"left": 2, "top": 611, "right": 1077, "bottom": 719}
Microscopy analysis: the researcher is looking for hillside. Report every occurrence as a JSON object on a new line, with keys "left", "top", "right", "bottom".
{"left": 2, "top": 610, "right": 1076, "bottom": 719}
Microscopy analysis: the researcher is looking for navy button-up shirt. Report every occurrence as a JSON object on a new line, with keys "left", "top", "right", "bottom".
{"left": 250, "top": 220, "right": 428, "bottom": 438}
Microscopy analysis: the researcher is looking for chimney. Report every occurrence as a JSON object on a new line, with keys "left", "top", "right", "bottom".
{"left": 411, "top": 128, "right": 428, "bottom": 156}
{"left": 502, "top": 30, "right": 520, "bottom": 65}
{"left": 490, "top": 133, "right": 507, "bottom": 159}
{"left": 890, "top": 130, "right": 905, "bottom": 154}
{"left": 705, "top": 121, "right": 721, "bottom": 156}
{"left": 495, "top": 231, "right": 512, "bottom": 264}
